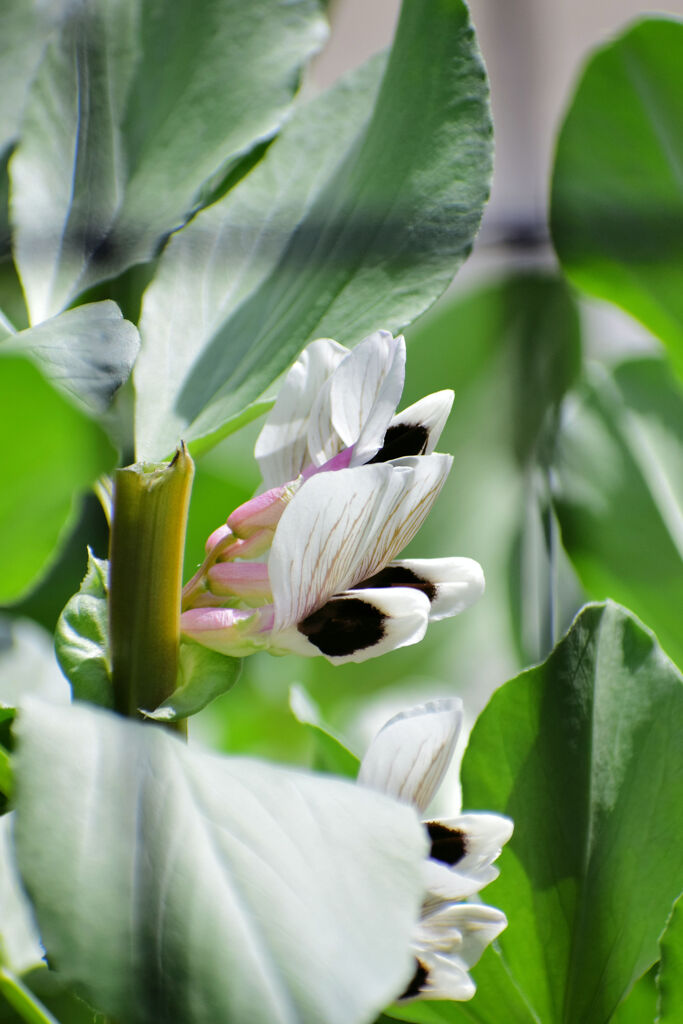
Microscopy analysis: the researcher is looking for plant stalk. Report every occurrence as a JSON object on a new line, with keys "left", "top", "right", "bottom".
{"left": 0, "top": 969, "right": 61, "bottom": 1024}
{"left": 109, "top": 444, "right": 194, "bottom": 728}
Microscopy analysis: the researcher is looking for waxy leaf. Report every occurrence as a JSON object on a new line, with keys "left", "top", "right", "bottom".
{"left": 10, "top": 0, "right": 327, "bottom": 323}
{"left": 657, "top": 894, "right": 683, "bottom": 1023}
{"left": 134, "top": 0, "right": 492, "bottom": 458}
{"left": 3, "top": 301, "right": 139, "bottom": 414}
{"left": 14, "top": 700, "right": 427, "bottom": 1024}
{"left": 551, "top": 18, "right": 683, "bottom": 377}
{"left": 144, "top": 643, "right": 241, "bottom": 722}
{"left": 440, "top": 602, "right": 683, "bottom": 1024}
{"left": 0, "top": 815, "right": 44, "bottom": 976}
{"left": 289, "top": 684, "right": 360, "bottom": 778}
{"left": 55, "top": 550, "right": 111, "bottom": 708}
{"left": 550, "top": 358, "right": 683, "bottom": 670}
{"left": 0, "top": 356, "right": 116, "bottom": 603}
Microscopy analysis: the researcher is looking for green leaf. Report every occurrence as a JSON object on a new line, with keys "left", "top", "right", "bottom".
{"left": 134, "top": 0, "right": 493, "bottom": 458}
{"left": 610, "top": 965, "right": 657, "bottom": 1023}
{"left": 289, "top": 684, "right": 360, "bottom": 778}
{"left": 0, "top": 3, "right": 55, "bottom": 157}
{"left": 0, "top": 619, "right": 70, "bottom": 714}
{"left": 551, "top": 18, "right": 683, "bottom": 376}
{"left": 55, "top": 550, "right": 112, "bottom": 708}
{"left": 458, "top": 602, "right": 683, "bottom": 1024}
{"left": 550, "top": 358, "right": 683, "bottom": 669}
{"left": 0, "top": 355, "right": 116, "bottom": 603}
{"left": 10, "top": 0, "right": 327, "bottom": 323}
{"left": 657, "top": 893, "right": 683, "bottom": 1022}
{"left": 14, "top": 700, "right": 427, "bottom": 1024}
{"left": 144, "top": 642, "right": 241, "bottom": 722}
{"left": 2, "top": 301, "right": 139, "bottom": 415}
{"left": 0, "top": 815, "right": 44, "bottom": 977}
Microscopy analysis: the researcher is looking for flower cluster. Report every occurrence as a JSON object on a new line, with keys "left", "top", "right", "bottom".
{"left": 181, "top": 330, "right": 484, "bottom": 663}
{"left": 358, "top": 699, "right": 512, "bottom": 1001}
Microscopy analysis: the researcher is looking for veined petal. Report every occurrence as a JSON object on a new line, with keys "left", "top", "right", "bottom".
{"left": 269, "top": 587, "right": 430, "bottom": 664}
{"left": 180, "top": 606, "right": 270, "bottom": 657}
{"left": 269, "top": 455, "right": 452, "bottom": 631}
{"left": 369, "top": 390, "right": 454, "bottom": 463}
{"left": 355, "top": 557, "right": 485, "bottom": 622}
{"left": 207, "top": 562, "right": 271, "bottom": 603}
{"left": 307, "top": 331, "right": 406, "bottom": 467}
{"left": 255, "top": 338, "right": 348, "bottom": 488}
{"left": 358, "top": 699, "right": 463, "bottom": 814}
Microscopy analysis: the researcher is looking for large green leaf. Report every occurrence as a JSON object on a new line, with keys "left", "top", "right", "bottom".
{"left": 10, "top": 0, "right": 326, "bottom": 324}
{"left": 550, "top": 357, "right": 683, "bottom": 669}
{"left": 134, "top": 0, "right": 492, "bottom": 458}
{"left": 2, "top": 301, "right": 139, "bottom": 414}
{"left": 657, "top": 894, "right": 683, "bottom": 1023}
{"left": 0, "top": 2, "right": 55, "bottom": 157}
{"left": 0, "top": 356, "right": 116, "bottom": 603}
{"left": 551, "top": 18, "right": 683, "bottom": 376}
{"left": 14, "top": 700, "right": 427, "bottom": 1024}
{"left": 55, "top": 550, "right": 112, "bottom": 708}
{"left": 437, "top": 602, "right": 683, "bottom": 1024}
{"left": 0, "top": 815, "right": 44, "bottom": 977}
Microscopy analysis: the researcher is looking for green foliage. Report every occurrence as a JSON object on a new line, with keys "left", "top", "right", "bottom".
{"left": 10, "top": 0, "right": 326, "bottom": 323}
{"left": 657, "top": 893, "right": 683, "bottom": 1022}
{"left": 134, "top": 0, "right": 493, "bottom": 458}
{"left": 55, "top": 550, "right": 112, "bottom": 708}
{"left": 0, "top": 355, "right": 116, "bottom": 604}
{"left": 550, "top": 358, "right": 683, "bottom": 669}
{"left": 289, "top": 684, "right": 361, "bottom": 777}
{"left": 145, "top": 642, "right": 242, "bottom": 721}
{"left": 551, "top": 18, "right": 683, "bottom": 376}
{"left": 14, "top": 700, "right": 427, "bottom": 1024}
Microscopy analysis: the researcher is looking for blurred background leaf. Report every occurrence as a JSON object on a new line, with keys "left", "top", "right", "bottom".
{"left": 551, "top": 17, "right": 683, "bottom": 379}
{"left": 0, "top": 356, "right": 116, "bottom": 605}
{"left": 657, "top": 893, "right": 683, "bottom": 1023}
{"left": 549, "top": 357, "right": 683, "bottom": 670}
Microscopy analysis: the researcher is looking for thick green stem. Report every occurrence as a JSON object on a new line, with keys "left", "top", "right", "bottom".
{"left": 109, "top": 444, "right": 194, "bottom": 726}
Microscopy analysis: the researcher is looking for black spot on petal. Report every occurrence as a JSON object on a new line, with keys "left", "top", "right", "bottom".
{"left": 426, "top": 821, "right": 468, "bottom": 866}
{"left": 298, "top": 598, "right": 385, "bottom": 657}
{"left": 369, "top": 422, "right": 430, "bottom": 463}
{"left": 400, "top": 958, "right": 430, "bottom": 1000}
{"left": 355, "top": 565, "right": 437, "bottom": 603}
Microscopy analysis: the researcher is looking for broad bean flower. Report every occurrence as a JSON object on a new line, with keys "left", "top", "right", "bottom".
{"left": 358, "top": 699, "right": 512, "bottom": 1001}
{"left": 181, "top": 331, "right": 484, "bottom": 663}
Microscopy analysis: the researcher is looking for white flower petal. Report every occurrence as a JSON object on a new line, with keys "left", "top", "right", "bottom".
{"left": 358, "top": 699, "right": 463, "bottom": 814}
{"left": 356, "top": 556, "right": 485, "bottom": 621}
{"left": 430, "top": 813, "right": 514, "bottom": 873}
{"left": 418, "top": 904, "right": 507, "bottom": 969}
{"left": 402, "top": 953, "right": 475, "bottom": 1002}
{"left": 269, "top": 455, "right": 452, "bottom": 630}
{"left": 307, "top": 331, "right": 405, "bottom": 467}
{"left": 421, "top": 858, "right": 498, "bottom": 907}
{"left": 269, "top": 587, "right": 430, "bottom": 664}
{"left": 373, "top": 390, "right": 454, "bottom": 462}
{"left": 255, "top": 338, "right": 348, "bottom": 487}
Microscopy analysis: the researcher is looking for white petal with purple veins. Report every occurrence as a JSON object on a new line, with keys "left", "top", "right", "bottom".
{"left": 358, "top": 700, "right": 463, "bottom": 814}
{"left": 255, "top": 338, "right": 348, "bottom": 488}
{"left": 269, "top": 455, "right": 452, "bottom": 631}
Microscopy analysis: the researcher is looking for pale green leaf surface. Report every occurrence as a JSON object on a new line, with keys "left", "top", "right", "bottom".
{"left": 0, "top": 815, "right": 44, "bottom": 977}
{"left": 551, "top": 18, "right": 683, "bottom": 376}
{"left": 14, "top": 700, "right": 427, "bottom": 1024}
{"left": 550, "top": 358, "right": 683, "bottom": 669}
{"left": 610, "top": 966, "right": 657, "bottom": 1023}
{"left": 657, "top": 893, "right": 683, "bottom": 1022}
{"left": 0, "top": 619, "right": 69, "bottom": 714}
{"left": 2, "top": 301, "right": 139, "bottom": 414}
{"left": 10, "top": 0, "right": 327, "bottom": 323}
{"left": 145, "top": 642, "right": 241, "bottom": 721}
{"left": 55, "top": 550, "right": 111, "bottom": 708}
{"left": 289, "top": 684, "right": 360, "bottom": 778}
{"left": 0, "top": 2, "right": 58, "bottom": 157}
{"left": 457, "top": 602, "right": 683, "bottom": 1024}
{"left": 134, "top": 0, "right": 492, "bottom": 458}
{"left": 0, "top": 355, "right": 116, "bottom": 603}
